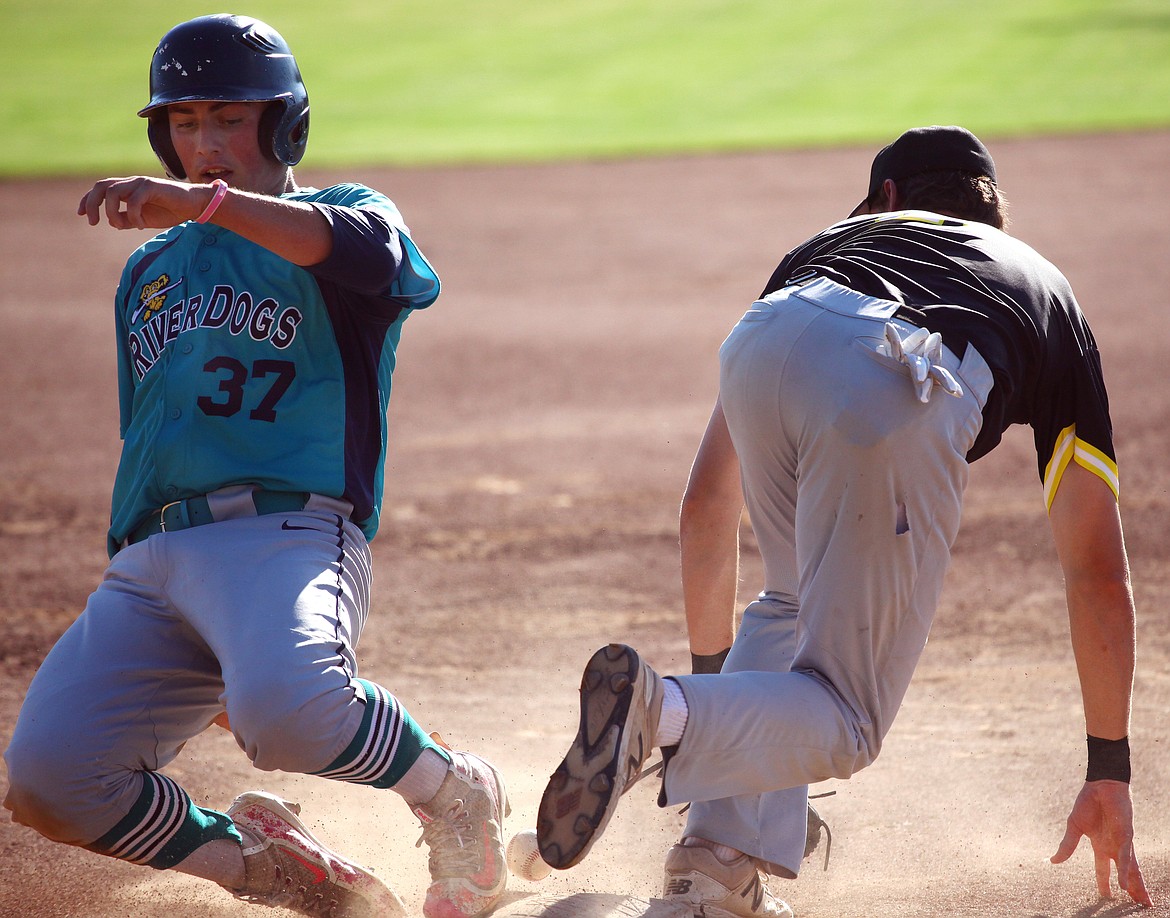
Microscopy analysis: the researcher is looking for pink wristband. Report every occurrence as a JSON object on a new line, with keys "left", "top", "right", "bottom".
{"left": 195, "top": 179, "right": 229, "bottom": 224}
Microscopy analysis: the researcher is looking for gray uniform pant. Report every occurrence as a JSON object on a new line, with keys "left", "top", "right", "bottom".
{"left": 4, "top": 500, "right": 369, "bottom": 846}
{"left": 665, "top": 277, "right": 993, "bottom": 875}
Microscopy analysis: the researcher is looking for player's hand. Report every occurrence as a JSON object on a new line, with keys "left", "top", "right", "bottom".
{"left": 1050, "top": 779, "right": 1152, "bottom": 907}
{"left": 77, "top": 176, "right": 212, "bottom": 230}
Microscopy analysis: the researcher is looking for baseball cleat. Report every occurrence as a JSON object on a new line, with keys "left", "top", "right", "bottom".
{"left": 226, "top": 790, "right": 406, "bottom": 917}
{"left": 413, "top": 751, "right": 511, "bottom": 918}
{"left": 536, "top": 643, "right": 664, "bottom": 870}
{"left": 662, "top": 843, "right": 794, "bottom": 918}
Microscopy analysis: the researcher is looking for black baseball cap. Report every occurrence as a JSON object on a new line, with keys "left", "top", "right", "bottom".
{"left": 851, "top": 125, "right": 997, "bottom": 216}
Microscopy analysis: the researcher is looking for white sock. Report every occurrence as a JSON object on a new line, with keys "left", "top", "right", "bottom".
{"left": 394, "top": 748, "right": 450, "bottom": 806}
{"left": 655, "top": 677, "right": 689, "bottom": 747}
{"left": 684, "top": 836, "right": 745, "bottom": 863}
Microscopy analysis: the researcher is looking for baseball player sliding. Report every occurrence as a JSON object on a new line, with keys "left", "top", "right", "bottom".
{"left": 537, "top": 127, "right": 1152, "bottom": 916}
{"left": 4, "top": 15, "right": 508, "bottom": 918}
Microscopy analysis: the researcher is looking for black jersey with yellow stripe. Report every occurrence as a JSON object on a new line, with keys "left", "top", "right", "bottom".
{"left": 761, "top": 210, "right": 1116, "bottom": 506}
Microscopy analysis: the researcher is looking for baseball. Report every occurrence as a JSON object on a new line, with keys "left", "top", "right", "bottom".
{"left": 506, "top": 828, "right": 552, "bottom": 882}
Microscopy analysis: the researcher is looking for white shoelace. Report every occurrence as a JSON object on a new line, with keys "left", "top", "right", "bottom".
{"left": 416, "top": 798, "right": 478, "bottom": 876}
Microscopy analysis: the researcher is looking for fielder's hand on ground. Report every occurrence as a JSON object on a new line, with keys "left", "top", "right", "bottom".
{"left": 1051, "top": 779, "right": 1152, "bottom": 908}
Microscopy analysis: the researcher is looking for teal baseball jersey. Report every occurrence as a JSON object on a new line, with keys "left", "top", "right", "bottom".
{"left": 108, "top": 182, "right": 439, "bottom": 553}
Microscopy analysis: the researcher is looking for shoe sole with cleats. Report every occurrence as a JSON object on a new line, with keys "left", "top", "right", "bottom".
{"left": 536, "top": 644, "right": 656, "bottom": 870}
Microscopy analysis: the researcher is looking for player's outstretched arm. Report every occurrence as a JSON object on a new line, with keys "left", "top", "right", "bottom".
{"left": 1046, "top": 461, "right": 1152, "bottom": 907}
{"left": 78, "top": 175, "right": 204, "bottom": 229}
{"left": 77, "top": 176, "right": 332, "bottom": 266}
{"left": 680, "top": 398, "right": 743, "bottom": 657}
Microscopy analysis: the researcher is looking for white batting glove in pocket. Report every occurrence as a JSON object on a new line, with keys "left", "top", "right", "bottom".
{"left": 877, "top": 322, "right": 964, "bottom": 403}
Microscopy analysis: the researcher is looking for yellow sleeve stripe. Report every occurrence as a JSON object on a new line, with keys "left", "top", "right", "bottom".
{"left": 1043, "top": 424, "right": 1120, "bottom": 511}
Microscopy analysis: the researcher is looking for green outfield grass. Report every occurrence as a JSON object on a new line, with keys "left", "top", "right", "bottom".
{"left": 3, "top": 0, "right": 1169, "bottom": 176}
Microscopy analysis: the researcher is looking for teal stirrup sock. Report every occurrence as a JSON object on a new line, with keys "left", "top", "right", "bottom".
{"left": 313, "top": 678, "right": 449, "bottom": 788}
{"left": 86, "top": 770, "right": 239, "bottom": 869}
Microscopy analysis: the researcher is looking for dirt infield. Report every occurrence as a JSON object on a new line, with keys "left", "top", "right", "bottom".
{"left": 1, "top": 131, "right": 1167, "bottom": 917}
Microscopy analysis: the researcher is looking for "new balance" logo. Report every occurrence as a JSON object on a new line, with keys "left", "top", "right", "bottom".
{"left": 742, "top": 872, "right": 766, "bottom": 910}
{"left": 553, "top": 789, "right": 581, "bottom": 819}
{"left": 664, "top": 878, "right": 693, "bottom": 896}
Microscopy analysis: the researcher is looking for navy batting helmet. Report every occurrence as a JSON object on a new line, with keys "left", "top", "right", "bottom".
{"left": 138, "top": 14, "right": 310, "bottom": 179}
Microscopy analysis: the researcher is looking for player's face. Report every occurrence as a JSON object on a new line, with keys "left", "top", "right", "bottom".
{"left": 167, "top": 101, "right": 292, "bottom": 195}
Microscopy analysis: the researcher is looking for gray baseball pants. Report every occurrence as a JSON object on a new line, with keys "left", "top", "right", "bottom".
{"left": 4, "top": 501, "right": 369, "bottom": 846}
{"left": 666, "top": 277, "right": 994, "bottom": 875}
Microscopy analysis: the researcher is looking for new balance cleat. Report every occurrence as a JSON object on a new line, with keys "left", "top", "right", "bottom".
{"left": 536, "top": 643, "right": 664, "bottom": 870}
{"left": 226, "top": 790, "right": 406, "bottom": 917}
{"left": 414, "top": 751, "right": 510, "bottom": 918}
{"left": 662, "top": 843, "right": 794, "bottom": 918}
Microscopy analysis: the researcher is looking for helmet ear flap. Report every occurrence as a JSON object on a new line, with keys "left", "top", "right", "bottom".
{"left": 147, "top": 111, "right": 187, "bottom": 179}
{"left": 258, "top": 103, "right": 282, "bottom": 164}
{"left": 261, "top": 101, "right": 310, "bottom": 167}
{"left": 280, "top": 106, "right": 310, "bottom": 166}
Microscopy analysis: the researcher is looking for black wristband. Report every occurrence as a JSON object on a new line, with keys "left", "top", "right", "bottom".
{"left": 691, "top": 648, "right": 730, "bottom": 675}
{"left": 1086, "top": 735, "right": 1131, "bottom": 783}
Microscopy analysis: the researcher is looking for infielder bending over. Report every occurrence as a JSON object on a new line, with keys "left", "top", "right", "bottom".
{"left": 536, "top": 126, "right": 1152, "bottom": 916}
{"left": 4, "top": 15, "right": 509, "bottom": 918}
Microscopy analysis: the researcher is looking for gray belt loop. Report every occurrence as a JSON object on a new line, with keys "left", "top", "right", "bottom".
{"left": 206, "top": 485, "right": 259, "bottom": 522}
{"left": 305, "top": 494, "right": 354, "bottom": 519}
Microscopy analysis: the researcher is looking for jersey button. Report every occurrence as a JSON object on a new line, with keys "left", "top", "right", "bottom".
{"left": 204, "top": 235, "right": 218, "bottom": 246}
{"left": 199, "top": 262, "right": 211, "bottom": 272}
{"left": 169, "top": 408, "right": 181, "bottom": 419}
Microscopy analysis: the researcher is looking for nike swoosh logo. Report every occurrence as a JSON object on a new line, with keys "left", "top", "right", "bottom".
{"left": 281, "top": 521, "right": 316, "bottom": 531}
{"left": 469, "top": 818, "right": 502, "bottom": 887}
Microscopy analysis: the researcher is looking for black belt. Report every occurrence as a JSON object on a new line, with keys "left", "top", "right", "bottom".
{"left": 125, "top": 489, "right": 310, "bottom": 546}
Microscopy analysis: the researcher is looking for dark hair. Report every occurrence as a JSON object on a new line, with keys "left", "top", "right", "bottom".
{"left": 888, "top": 171, "right": 1009, "bottom": 230}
